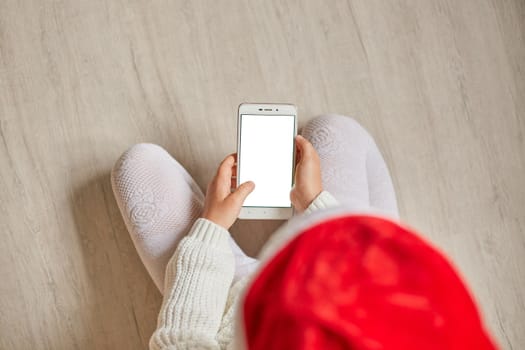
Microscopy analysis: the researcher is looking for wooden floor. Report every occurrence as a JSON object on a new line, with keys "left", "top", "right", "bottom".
{"left": 0, "top": 0, "right": 523, "bottom": 348}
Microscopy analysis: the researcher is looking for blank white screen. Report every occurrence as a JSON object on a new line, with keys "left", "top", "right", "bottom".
{"left": 239, "top": 114, "right": 295, "bottom": 207}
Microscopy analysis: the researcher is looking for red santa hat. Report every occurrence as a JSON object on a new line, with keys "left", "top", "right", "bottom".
{"left": 242, "top": 215, "right": 497, "bottom": 350}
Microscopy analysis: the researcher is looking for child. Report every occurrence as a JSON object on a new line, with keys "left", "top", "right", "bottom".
{"left": 111, "top": 115, "right": 497, "bottom": 349}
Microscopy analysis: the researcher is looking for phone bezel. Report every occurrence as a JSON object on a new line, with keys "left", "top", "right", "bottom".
{"left": 237, "top": 103, "right": 297, "bottom": 220}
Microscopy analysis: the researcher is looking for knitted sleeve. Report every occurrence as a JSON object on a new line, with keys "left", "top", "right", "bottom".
{"left": 149, "top": 218, "right": 235, "bottom": 350}
{"left": 304, "top": 190, "right": 339, "bottom": 214}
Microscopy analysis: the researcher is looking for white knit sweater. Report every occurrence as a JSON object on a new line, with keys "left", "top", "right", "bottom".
{"left": 149, "top": 191, "right": 341, "bottom": 350}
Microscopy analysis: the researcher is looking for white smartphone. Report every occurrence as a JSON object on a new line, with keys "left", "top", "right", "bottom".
{"left": 236, "top": 103, "right": 297, "bottom": 220}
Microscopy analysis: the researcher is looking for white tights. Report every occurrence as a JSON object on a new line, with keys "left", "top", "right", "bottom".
{"left": 301, "top": 114, "right": 398, "bottom": 218}
{"left": 111, "top": 115, "right": 398, "bottom": 292}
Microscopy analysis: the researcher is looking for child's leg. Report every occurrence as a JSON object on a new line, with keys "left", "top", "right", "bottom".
{"left": 111, "top": 143, "right": 256, "bottom": 292}
{"left": 366, "top": 140, "right": 399, "bottom": 218}
{"left": 301, "top": 115, "right": 399, "bottom": 218}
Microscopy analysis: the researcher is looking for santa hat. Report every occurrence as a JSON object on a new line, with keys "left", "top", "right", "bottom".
{"left": 242, "top": 215, "right": 497, "bottom": 350}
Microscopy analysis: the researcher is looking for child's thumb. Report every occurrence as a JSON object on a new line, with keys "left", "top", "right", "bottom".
{"left": 230, "top": 181, "right": 255, "bottom": 206}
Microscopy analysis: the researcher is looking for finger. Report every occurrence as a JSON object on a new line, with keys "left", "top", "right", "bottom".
{"left": 232, "top": 159, "right": 238, "bottom": 183}
{"left": 217, "top": 154, "right": 235, "bottom": 183}
{"left": 218, "top": 153, "right": 236, "bottom": 173}
{"left": 295, "top": 135, "right": 317, "bottom": 163}
{"left": 230, "top": 153, "right": 239, "bottom": 190}
{"left": 232, "top": 154, "right": 238, "bottom": 174}
{"left": 295, "top": 142, "right": 302, "bottom": 166}
{"left": 228, "top": 181, "right": 255, "bottom": 206}
{"left": 208, "top": 154, "right": 235, "bottom": 197}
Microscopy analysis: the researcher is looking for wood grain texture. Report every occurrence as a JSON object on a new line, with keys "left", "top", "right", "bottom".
{"left": 0, "top": 0, "right": 523, "bottom": 348}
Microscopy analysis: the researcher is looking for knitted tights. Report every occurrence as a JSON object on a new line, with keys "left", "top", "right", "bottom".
{"left": 302, "top": 115, "right": 399, "bottom": 218}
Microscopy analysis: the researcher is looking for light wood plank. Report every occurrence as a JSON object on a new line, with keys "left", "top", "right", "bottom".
{"left": 0, "top": 0, "right": 523, "bottom": 348}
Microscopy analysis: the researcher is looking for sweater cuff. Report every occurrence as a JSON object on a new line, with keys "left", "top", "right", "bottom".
{"left": 188, "top": 218, "right": 231, "bottom": 246}
{"left": 304, "top": 191, "right": 339, "bottom": 215}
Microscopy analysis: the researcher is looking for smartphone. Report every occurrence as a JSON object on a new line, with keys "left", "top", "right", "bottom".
{"left": 237, "top": 103, "right": 297, "bottom": 219}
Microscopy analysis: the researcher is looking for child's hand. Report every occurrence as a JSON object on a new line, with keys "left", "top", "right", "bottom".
{"left": 202, "top": 154, "right": 255, "bottom": 229}
{"left": 290, "top": 135, "right": 323, "bottom": 212}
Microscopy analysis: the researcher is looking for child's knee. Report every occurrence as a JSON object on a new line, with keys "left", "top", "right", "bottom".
{"left": 112, "top": 143, "right": 167, "bottom": 177}
{"left": 302, "top": 114, "right": 371, "bottom": 141}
